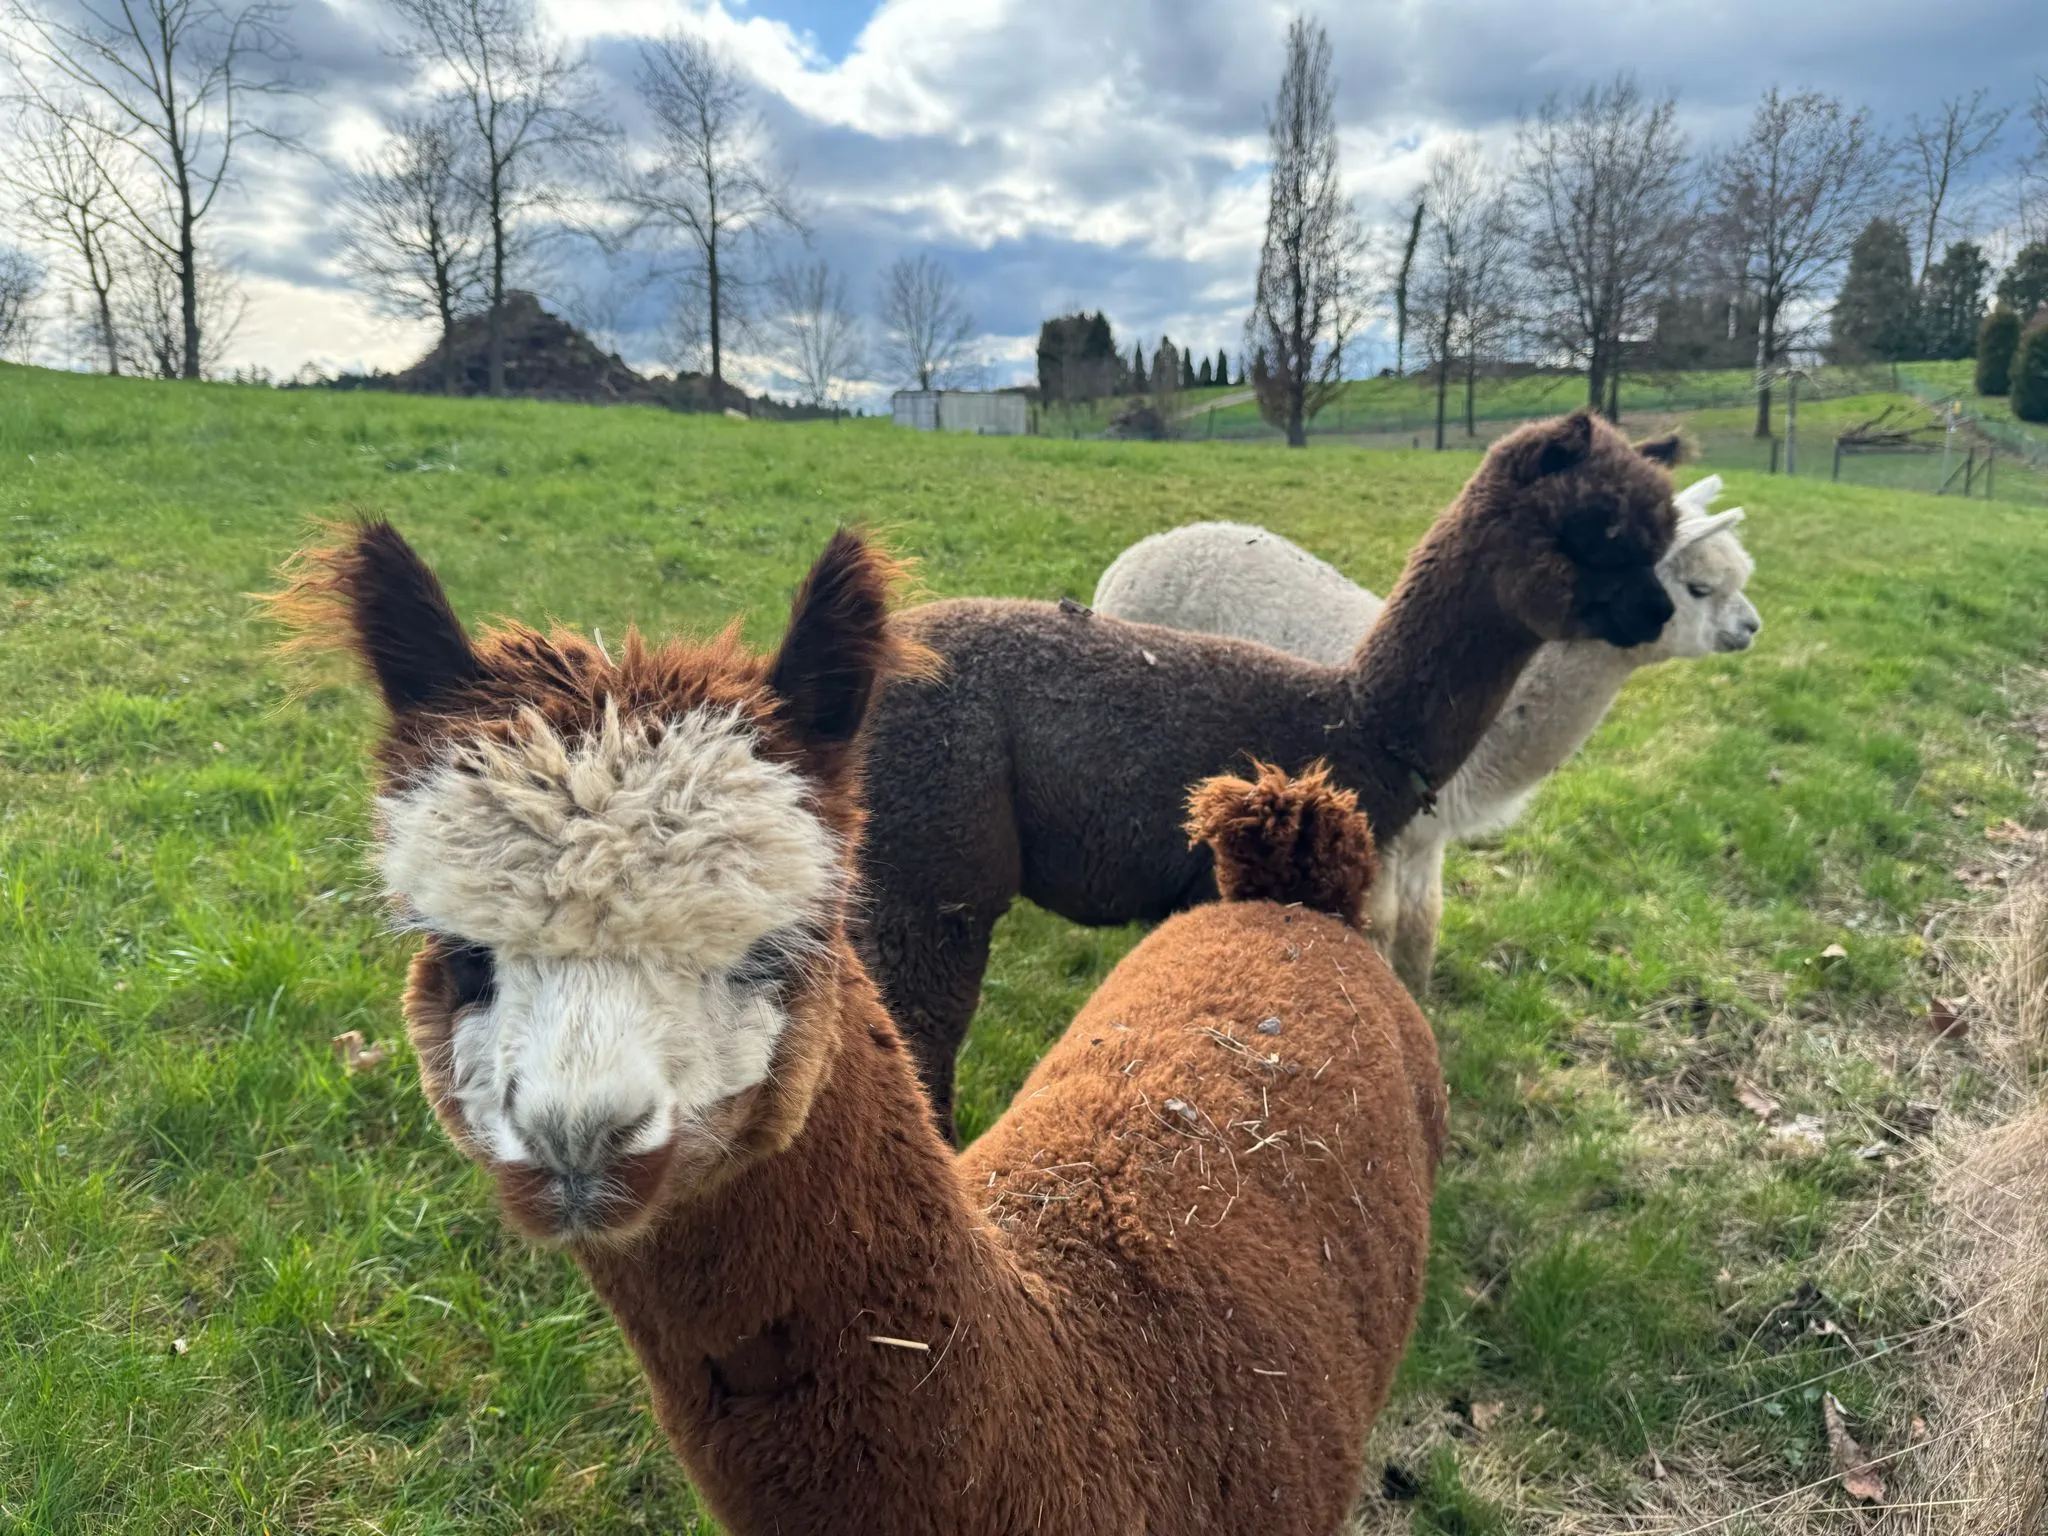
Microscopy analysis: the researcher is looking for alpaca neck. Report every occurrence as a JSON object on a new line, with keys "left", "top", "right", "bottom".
{"left": 1338, "top": 535, "right": 1544, "bottom": 842}
{"left": 1483, "top": 638, "right": 1648, "bottom": 789}
{"left": 570, "top": 958, "right": 1057, "bottom": 1528}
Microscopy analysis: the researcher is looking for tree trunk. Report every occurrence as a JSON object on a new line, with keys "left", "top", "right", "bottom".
{"left": 438, "top": 287, "right": 459, "bottom": 395}
{"left": 1434, "top": 358, "right": 1448, "bottom": 450}
{"left": 708, "top": 234, "right": 723, "bottom": 386}
{"left": 1463, "top": 349, "right": 1476, "bottom": 437}
{"left": 1287, "top": 377, "right": 1306, "bottom": 448}
{"left": 1605, "top": 364, "right": 1619, "bottom": 423}
{"left": 177, "top": 181, "right": 200, "bottom": 379}
{"left": 1753, "top": 304, "right": 1775, "bottom": 438}
{"left": 1585, "top": 343, "right": 1607, "bottom": 417}
{"left": 488, "top": 166, "right": 508, "bottom": 397}
{"left": 92, "top": 263, "right": 118, "bottom": 376}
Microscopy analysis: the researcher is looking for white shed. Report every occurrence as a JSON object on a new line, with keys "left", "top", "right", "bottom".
{"left": 891, "top": 390, "right": 1030, "bottom": 436}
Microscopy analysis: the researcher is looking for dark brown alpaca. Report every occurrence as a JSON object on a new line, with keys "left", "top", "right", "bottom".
{"left": 279, "top": 523, "right": 1444, "bottom": 1536}
{"left": 858, "top": 409, "right": 1683, "bottom": 1134}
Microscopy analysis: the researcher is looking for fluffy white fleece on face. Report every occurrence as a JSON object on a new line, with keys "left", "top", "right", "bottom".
{"left": 379, "top": 701, "right": 838, "bottom": 962}
{"left": 448, "top": 953, "right": 793, "bottom": 1168}
{"left": 379, "top": 702, "right": 839, "bottom": 1165}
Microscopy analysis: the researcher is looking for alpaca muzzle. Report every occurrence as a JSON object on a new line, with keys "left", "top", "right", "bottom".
{"left": 1584, "top": 570, "right": 1675, "bottom": 650}
{"left": 495, "top": 1130, "right": 681, "bottom": 1242}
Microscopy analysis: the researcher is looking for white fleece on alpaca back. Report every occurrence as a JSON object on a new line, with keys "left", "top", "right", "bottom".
{"left": 1093, "top": 522, "right": 1380, "bottom": 667}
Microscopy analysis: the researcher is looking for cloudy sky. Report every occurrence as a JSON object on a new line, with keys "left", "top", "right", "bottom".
{"left": 20, "top": 0, "right": 2048, "bottom": 394}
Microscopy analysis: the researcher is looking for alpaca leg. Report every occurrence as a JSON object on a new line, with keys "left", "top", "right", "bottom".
{"left": 855, "top": 901, "right": 1001, "bottom": 1144}
{"left": 1390, "top": 840, "right": 1446, "bottom": 995}
{"left": 1365, "top": 847, "right": 1402, "bottom": 967}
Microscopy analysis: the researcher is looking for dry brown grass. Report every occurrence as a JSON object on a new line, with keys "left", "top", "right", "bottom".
{"left": 1889, "top": 871, "right": 2048, "bottom": 1536}
{"left": 1348, "top": 850, "right": 2048, "bottom": 1536}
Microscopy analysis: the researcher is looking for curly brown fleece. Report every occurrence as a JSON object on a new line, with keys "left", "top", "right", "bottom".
{"left": 290, "top": 522, "right": 1444, "bottom": 1536}
{"left": 856, "top": 410, "right": 1682, "bottom": 1135}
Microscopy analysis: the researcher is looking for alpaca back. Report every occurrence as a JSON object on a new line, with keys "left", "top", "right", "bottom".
{"left": 1094, "top": 518, "right": 1753, "bottom": 849}
{"left": 1093, "top": 522, "right": 1382, "bottom": 667}
{"left": 959, "top": 766, "right": 1443, "bottom": 1532}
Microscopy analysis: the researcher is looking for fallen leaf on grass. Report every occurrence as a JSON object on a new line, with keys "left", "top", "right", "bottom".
{"left": 332, "top": 1030, "right": 391, "bottom": 1074}
{"left": 169, "top": 1337, "right": 189, "bottom": 1356}
{"left": 1986, "top": 818, "right": 2044, "bottom": 846}
{"left": 1823, "top": 1392, "right": 1885, "bottom": 1502}
{"left": 1735, "top": 1078, "right": 1781, "bottom": 1121}
{"left": 1819, "top": 943, "right": 1848, "bottom": 961}
{"left": 1648, "top": 1447, "right": 1668, "bottom": 1480}
{"left": 1469, "top": 1400, "right": 1505, "bottom": 1432}
{"left": 1769, "top": 1114, "right": 1827, "bottom": 1149}
{"left": 1927, "top": 996, "right": 1969, "bottom": 1039}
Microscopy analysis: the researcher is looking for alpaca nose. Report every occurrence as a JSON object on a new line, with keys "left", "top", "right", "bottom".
{"left": 498, "top": 1100, "right": 679, "bottom": 1237}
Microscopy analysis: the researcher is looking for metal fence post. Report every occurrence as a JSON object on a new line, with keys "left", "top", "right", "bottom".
{"left": 1832, "top": 439, "right": 1842, "bottom": 482}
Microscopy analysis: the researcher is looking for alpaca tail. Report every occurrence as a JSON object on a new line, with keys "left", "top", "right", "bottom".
{"left": 1185, "top": 760, "right": 1376, "bottom": 925}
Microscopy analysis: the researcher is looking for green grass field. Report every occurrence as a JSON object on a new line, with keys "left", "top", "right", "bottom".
{"left": 4, "top": 364, "right": 2046, "bottom": 1533}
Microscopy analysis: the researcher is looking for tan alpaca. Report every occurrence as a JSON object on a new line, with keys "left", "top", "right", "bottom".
{"left": 275, "top": 522, "right": 1445, "bottom": 1536}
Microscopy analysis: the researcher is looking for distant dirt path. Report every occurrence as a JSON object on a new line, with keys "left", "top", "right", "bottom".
{"left": 1178, "top": 389, "right": 1255, "bottom": 417}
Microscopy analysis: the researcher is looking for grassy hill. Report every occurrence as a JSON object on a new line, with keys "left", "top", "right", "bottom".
{"left": 3, "top": 364, "right": 2046, "bottom": 1533}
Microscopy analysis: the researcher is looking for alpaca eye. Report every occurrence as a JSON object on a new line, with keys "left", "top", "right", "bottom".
{"left": 726, "top": 922, "right": 821, "bottom": 995}
{"left": 1687, "top": 582, "right": 1713, "bottom": 600}
{"left": 439, "top": 940, "right": 497, "bottom": 1011}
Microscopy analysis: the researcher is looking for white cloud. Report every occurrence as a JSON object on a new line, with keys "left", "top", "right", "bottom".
{"left": 21, "top": 0, "right": 2041, "bottom": 390}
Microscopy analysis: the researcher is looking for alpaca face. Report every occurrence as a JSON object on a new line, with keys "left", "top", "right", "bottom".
{"left": 381, "top": 704, "right": 841, "bottom": 1241}
{"left": 273, "top": 522, "right": 923, "bottom": 1244}
{"left": 1649, "top": 529, "right": 1760, "bottom": 659}
{"left": 1486, "top": 413, "right": 1680, "bottom": 650}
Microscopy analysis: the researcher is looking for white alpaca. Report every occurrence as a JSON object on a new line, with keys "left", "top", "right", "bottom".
{"left": 1092, "top": 477, "right": 1761, "bottom": 990}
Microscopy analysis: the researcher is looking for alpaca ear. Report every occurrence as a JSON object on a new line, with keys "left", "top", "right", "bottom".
{"left": 271, "top": 520, "right": 482, "bottom": 716}
{"left": 769, "top": 529, "right": 930, "bottom": 753}
{"left": 1508, "top": 410, "right": 1595, "bottom": 483}
{"left": 1634, "top": 432, "right": 1686, "bottom": 466}
{"left": 1671, "top": 507, "right": 1745, "bottom": 553}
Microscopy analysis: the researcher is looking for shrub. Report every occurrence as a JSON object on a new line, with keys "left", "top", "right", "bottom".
{"left": 2014, "top": 321, "right": 2048, "bottom": 424}
{"left": 1977, "top": 309, "right": 2022, "bottom": 396}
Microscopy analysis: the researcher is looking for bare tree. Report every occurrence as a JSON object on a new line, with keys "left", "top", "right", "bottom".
{"left": 620, "top": 31, "right": 801, "bottom": 390}
{"left": 878, "top": 253, "right": 973, "bottom": 390}
{"left": 765, "top": 258, "right": 861, "bottom": 407}
{"left": 1710, "top": 88, "right": 1887, "bottom": 437}
{"left": 1516, "top": 74, "right": 1692, "bottom": 420}
{"left": 1391, "top": 194, "right": 1424, "bottom": 378}
{"left": 114, "top": 242, "right": 241, "bottom": 376}
{"left": 389, "top": 0, "right": 605, "bottom": 397}
{"left": 0, "top": 244, "right": 43, "bottom": 359}
{"left": 1900, "top": 89, "right": 2008, "bottom": 284}
{"left": 335, "top": 105, "right": 484, "bottom": 394}
{"left": 1, "top": 101, "right": 126, "bottom": 371}
{"left": 2021, "top": 78, "right": 2048, "bottom": 245}
{"left": 1412, "top": 139, "right": 1520, "bottom": 448}
{"left": 1, "top": 0, "right": 294, "bottom": 379}
{"left": 1245, "top": 15, "right": 1366, "bottom": 448}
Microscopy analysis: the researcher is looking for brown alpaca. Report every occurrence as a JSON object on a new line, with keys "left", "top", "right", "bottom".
{"left": 857, "top": 410, "right": 1682, "bottom": 1134}
{"left": 278, "top": 522, "right": 1445, "bottom": 1536}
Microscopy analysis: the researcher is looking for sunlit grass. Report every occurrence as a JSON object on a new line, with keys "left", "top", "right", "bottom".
{"left": 3, "top": 362, "right": 2046, "bottom": 1530}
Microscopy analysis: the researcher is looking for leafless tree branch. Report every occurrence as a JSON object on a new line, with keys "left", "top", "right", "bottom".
{"left": 616, "top": 30, "right": 803, "bottom": 386}
{"left": 1, "top": 0, "right": 297, "bottom": 377}
{"left": 1244, "top": 14, "right": 1366, "bottom": 448}
{"left": 877, "top": 253, "right": 972, "bottom": 390}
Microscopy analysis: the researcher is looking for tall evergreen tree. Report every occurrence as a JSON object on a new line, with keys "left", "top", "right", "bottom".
{"left": 1829, "top": 218, "right": 1920, "bottom": 362}
{"left": 1920, "top": 241, "right": 1990, "bottom": 360}
{"left": 1977, "top": 308, "right": 2021, "bottom": 396}
{"left": 1198, "top": 356, "right": 1213, "bottom": 386}
{"left": 1997, "top": 242, "right": 2048, "bottom": 324}
{"left": 1181, "top": 349, "right": 1197, "bottom": 389}
{"left": 1131, "top": 343, "right": 1147, "bottom": 390}
{"left": 1216, "top": 347, "right": 1231, "bottom": 385}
